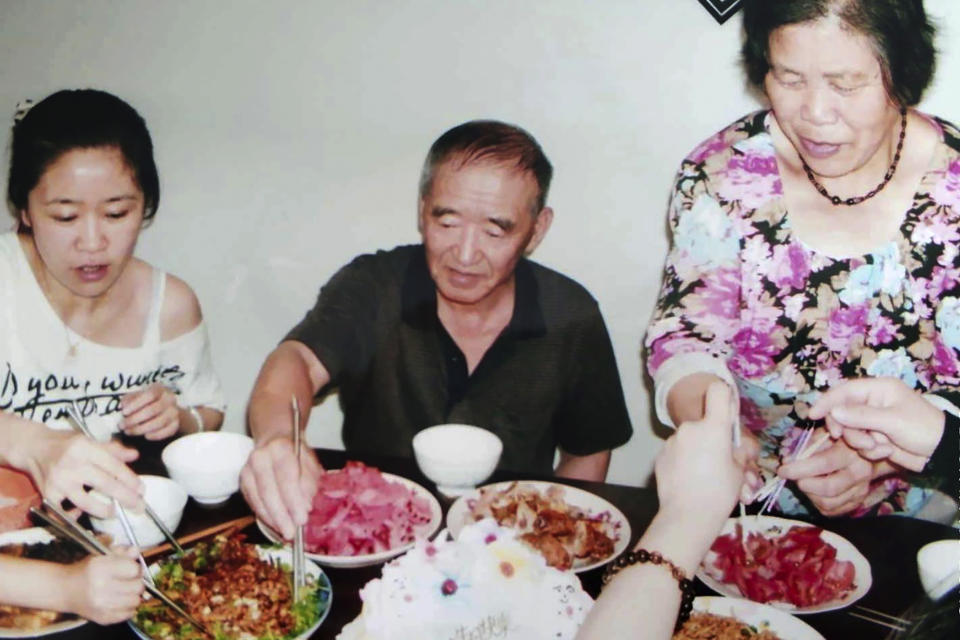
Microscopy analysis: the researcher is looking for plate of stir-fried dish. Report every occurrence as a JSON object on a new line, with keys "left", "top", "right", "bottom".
{"left": 673, "top": 597, "right": 824, "bottom": 640}
{"left": 131, "top": 532, "right": 332, "bottom": 640}
{"left": 446, "top": 481, "right": 629, "bottom": 572}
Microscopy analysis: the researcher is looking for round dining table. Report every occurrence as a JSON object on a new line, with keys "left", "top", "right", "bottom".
{"left": 37, "top": 443, "right": 959, "bottom": 640}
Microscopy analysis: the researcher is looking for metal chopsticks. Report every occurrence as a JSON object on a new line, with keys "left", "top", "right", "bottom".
{"left": 65, "top": 402, "right": 153, "bottom": 579}
{"left": 291, "top": 395, "right": 305, "bottom": 602}
{"left": 848, "top": 605, "right": 910, "bottom": 632}
{"left": 30, "top": 504, "right": 214, "bottom": 638}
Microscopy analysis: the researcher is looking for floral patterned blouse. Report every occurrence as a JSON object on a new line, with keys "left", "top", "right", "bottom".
{"left": 645, "top": 111, "right": 960, "bottom": 516}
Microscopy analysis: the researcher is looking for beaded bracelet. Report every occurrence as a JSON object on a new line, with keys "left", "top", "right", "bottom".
{"left": 601, "top": 548, "right": 696, "bottom": 631}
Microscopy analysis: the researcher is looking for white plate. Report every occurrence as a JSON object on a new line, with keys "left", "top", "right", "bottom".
{"left": 445, "top": 480, "right": 631, "bottom": 573}
{"left": 258, "top": 473, "right": 443, "bottom": 568}
{"left": 0, "top": 528, "right": 87, "bottom": 637}
{"left": 128, "top": 545, "right": 332, "bottom": 640}
{"left": 697, "top": 517, "right": 872, "bottom": 614}
{"left": 688, "top": 596, "right": 825, "bottom": 640}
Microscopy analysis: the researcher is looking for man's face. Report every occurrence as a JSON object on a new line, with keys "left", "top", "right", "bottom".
{"left": 419, "top": 159, "right": 552, "bottom": 308}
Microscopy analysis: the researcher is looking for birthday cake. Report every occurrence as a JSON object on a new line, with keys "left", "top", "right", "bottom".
{"left": 337, "top": 519, "right": 593, "bottom": 640}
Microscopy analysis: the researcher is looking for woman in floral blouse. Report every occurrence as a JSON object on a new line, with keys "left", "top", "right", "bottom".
{"left": 645, "top": 0, "right": 958, "bottom": 518}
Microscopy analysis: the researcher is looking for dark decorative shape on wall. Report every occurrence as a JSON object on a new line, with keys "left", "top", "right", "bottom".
{"left": 696, "top": 0, "right": 743, "bottom": 25}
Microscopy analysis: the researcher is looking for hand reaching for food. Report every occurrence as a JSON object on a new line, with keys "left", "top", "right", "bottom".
{"left": 240, "top": 433, "right": 323, "bottom": 540}
{"left": 12, "top": 425, "right": 143, "bottom": 518}
{"left": 63, "top": 546, "right": 144, "bottom": 625}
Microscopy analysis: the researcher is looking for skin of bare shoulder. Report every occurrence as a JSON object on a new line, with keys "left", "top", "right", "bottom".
{"left": 158, "top": 272, "right": 203, "bottom": 341}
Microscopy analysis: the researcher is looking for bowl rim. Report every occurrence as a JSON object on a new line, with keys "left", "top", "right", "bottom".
{"left": 162, "top": 431, "right": 254, "bottom": 471}
{"left": 412, "top": 424, "right": 504, "bottom": 453}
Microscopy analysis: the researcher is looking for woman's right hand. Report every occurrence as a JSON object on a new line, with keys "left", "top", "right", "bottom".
{"left": 808, "top": 377, "right": 945, "bottom": 472}
{"left": 64, "top": 547, "right": 144, "bottom": 625}
{"left": 17, "top": 427, "right": 144, "bottom": 517}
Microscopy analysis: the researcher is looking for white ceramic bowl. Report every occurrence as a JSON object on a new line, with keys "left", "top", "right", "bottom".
{"left": 917, "top": 539, "right": 960, "bottom": 600}
{"left": 412, "top": 424, "right": 502, "bottom": 496}
{"left": 90, "top": 475, "right": 187, "bottom": 547}
{"left": 162, "top": 432, "right": 254, "bottom": 505}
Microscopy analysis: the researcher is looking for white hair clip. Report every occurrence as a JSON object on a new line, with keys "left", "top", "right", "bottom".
{"left": 13, "top": 99, "right": 34, "bottom": 124}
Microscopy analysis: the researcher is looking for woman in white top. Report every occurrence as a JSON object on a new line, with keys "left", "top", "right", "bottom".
{"left": 0, "top": 88, "right": 224, "bottom": 624}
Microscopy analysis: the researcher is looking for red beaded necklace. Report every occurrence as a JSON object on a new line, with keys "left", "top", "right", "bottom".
{"left": 801, "top": 107, "right": 907, "bottom": 206}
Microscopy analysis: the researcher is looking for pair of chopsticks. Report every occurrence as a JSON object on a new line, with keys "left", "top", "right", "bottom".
{"left": 29, "top": 502, "right": 214, "bottom": 638}
{"left": 291, "top": 396, "right": 306, "bottom": 602}
{"left": 64, "top": 401, "right": 167, "bottom": 584}
{"left": 755, "top": 428, "right": 831, "bottom": 516}
{"left": 848, "top": 605, "right": 910, "bottom": 632}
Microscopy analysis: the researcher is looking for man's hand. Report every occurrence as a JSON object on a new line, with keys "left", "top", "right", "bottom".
{"left": 809, "top": 377, "right": 945, "bottom": 472}
{"left": 239, "top": 434, "right": 323, "bottom": 540}
{"left": 121, "top": 385, "right": 180, "bottom": 440}
{"left": 778, "top": 435, "right": 875, "bottom": 516}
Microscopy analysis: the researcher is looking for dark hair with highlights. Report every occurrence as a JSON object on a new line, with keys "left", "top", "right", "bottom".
{"left": 741, "top": 0, "right": 937, "bottom": 106}
{"left": 7, "top": 89, "right": 159, "bottom": 229}
{"left": 419, "top": 120, "right": 553, "bottom": 214}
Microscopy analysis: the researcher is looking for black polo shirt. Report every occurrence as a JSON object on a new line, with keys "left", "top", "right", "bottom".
{"left": 286, "top": 244, "right": 632, "bottom": 475}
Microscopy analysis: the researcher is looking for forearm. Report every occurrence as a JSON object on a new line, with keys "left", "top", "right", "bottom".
{"left": 0, "top": 557, "right": 73, "bottom": 613}
{"left": 0, "top": 412, "right": 47, "bottom": 471}
{"left": 666, "top": 373, "right": 725, "bottom": 425}
{"left": 247, "top": 343, "right": 325, "bottom": 443}
{"left": 555, "top": 451, "right": 610, "bottom": 482}
{"left": 577, "top": 508, "right": 723, "bottom": 640}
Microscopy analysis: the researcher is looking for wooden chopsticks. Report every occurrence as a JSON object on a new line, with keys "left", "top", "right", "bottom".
{"left": 142, "top": 515, "right": 256, "bottom": 559}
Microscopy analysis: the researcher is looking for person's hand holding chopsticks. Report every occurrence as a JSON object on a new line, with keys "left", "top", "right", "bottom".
{"left": 0, "top": 417, "right": 144, "bottom": 518}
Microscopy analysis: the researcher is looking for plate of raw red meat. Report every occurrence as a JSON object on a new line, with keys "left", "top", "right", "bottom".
{"left": 257, "top": 462, "right": 442, "bottom": 568}
{"left": 697, "top": 517, "right": 871, "bottom": 614}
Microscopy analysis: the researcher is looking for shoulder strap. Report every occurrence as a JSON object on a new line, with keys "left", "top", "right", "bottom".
{"left": 142, "top": 269, "right": 166, "bottom": 346}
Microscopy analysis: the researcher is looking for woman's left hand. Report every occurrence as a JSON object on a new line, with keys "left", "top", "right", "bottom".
{"left": 120, "top": 385, "right": 179, "bottom": 440}
{"left": 778, "top": 436, "right": 875, "bottom": 516}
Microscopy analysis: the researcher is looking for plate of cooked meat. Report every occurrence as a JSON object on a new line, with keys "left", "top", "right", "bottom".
{"left": 258, "top": 461, "right": 443, "bottom": 568}
{"left": 697, "top": 517, "right": 871, "bottom": 614}
{"left": 446, "top": 480, "right": 630, "bottom": 572}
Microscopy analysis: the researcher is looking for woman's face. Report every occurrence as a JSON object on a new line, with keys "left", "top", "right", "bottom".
{"left": 764, "top": 17, "right": 901, "bottom": 180}
{"left": 21, "top": 146, "right": 144, "bottom": 299}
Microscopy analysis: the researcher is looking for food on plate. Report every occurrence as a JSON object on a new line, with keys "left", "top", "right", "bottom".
{"left": 305, "top": 462, "right": 434, "bottom": 556}
{"left": 465, "top": 482, "right": 618, "bottom": 570}
{"left": 134, "top": 532, "right": 325, "bottom": 640}
{"left": 0, "top": 534, "right": 92, "bottom": 629}
{"left": 0, "top": 467, "right": 41, "bottom": 533}
{"left": 673, "top": 612, "right": 783, "bottom": 640}
{"left": 337, "top": 519, "right": 593, "bottom": 640}
{"left": 706, "top": 523, "right": 856, "bottom": 607}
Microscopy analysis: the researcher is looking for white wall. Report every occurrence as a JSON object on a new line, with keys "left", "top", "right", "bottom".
{"left": 1, "top": 0, "right": 958, "bottom": 486}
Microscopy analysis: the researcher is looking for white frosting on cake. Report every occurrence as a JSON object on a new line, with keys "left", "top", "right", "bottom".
{"left": 338, "top": 519, "right": 593, "bottom": 640}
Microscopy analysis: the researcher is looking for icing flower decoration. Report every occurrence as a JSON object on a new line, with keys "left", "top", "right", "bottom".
{"left": 441, "top": 578, "right": 458, "bottom": 596}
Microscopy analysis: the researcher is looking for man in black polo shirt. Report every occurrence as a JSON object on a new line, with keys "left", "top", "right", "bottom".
{"left": 241, "top": 121, "right": 633, "bottom": 539}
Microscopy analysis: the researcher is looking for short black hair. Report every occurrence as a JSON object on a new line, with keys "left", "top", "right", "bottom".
{"left": 741, "top": 0, "right": 937, "bottom": 107}
{"left": 419, "top": 120, "right": 553, "bottom": 214}
{"left": 7, "top": 89, "right": 159, "bottom": 226}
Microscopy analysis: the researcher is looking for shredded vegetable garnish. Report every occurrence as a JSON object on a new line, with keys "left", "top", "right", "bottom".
{"left": 134, "top": 533, "right": 326, "bottom": 640}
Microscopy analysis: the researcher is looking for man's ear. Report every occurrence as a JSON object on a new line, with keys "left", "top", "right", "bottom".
{"left": 416, "top": 198, "right": 425, "bottom": 234}
{"left": 524, "top": 206, "right": 553, "bottom": 255}
{"left": 19, "top": 209, "right": 31, "bottom": 230}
